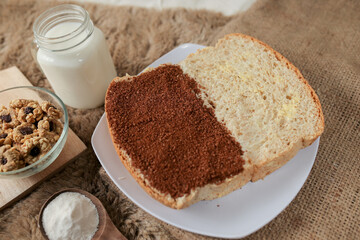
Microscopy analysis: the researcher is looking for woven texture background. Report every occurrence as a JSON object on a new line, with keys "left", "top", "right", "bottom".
{"left": 0, "top": 0, "right": 359, "bottom": 239}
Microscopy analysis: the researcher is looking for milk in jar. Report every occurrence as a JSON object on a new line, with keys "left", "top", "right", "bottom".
{"left": 33, "top": 4, "right": 117, "bottom": 109}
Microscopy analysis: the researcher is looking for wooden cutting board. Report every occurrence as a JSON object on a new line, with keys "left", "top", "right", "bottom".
{"left": 0, "top": 66, "right": 87, "bottom": 210}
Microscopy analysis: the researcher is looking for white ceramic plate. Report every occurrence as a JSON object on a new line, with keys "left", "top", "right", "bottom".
{"left": 91, "top": 44, "right": 320, "bottom": 239}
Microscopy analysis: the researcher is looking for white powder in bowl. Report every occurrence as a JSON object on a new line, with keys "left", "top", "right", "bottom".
{"left": 42, "top": 192, "right": 99, "bottom": 240}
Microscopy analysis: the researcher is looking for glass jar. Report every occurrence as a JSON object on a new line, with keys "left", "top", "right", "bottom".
{"left": 32, "top": 4, "right": 117, "bottom": 109}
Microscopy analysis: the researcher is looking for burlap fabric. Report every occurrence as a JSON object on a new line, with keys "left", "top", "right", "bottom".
{"left": 0, "top": 0, "right": 359, "bottom": 239}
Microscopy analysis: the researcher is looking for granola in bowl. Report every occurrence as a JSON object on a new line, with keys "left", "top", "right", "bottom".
{"left": 0, "top": 99, "right": 63, "bottom": 172}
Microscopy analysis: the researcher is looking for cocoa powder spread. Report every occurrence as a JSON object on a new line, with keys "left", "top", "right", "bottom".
{"left": 105, "top": 65, "right": 245, "bottom": 198}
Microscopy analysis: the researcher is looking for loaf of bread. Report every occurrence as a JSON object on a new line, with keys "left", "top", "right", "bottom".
{"left": 105, "top": 34, "right": 324, "bottom": 209}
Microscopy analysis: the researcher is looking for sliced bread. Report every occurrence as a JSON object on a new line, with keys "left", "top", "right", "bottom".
{"left": 105, "top": 34, "right": 324, "bottom": 209}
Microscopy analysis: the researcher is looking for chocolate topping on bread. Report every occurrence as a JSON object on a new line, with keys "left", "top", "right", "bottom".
{"left": 106, "top": 65, "right": 245, "bottom": 198}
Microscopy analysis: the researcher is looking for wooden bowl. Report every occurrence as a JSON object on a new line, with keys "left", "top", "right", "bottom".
{"left": 38, "top": 188, "right": 127, "bottom": 240}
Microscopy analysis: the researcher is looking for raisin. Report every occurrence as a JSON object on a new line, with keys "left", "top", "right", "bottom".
{"left": 30, "top": 146, "right": 40, "bottom": 157}
{"left": 1, "top": 157, "right": 7, "bottom": 165}
{"left": 19, "top": 127, "right": 33, "bottom": 135}
{"left": 0, "top": 133, "right": 7, "bottom": 139}
{"left": 1, "top": 114, "right": 11, "bottom": 123}
{"left": 49, "top": 121, "right": 54, "bottom": 132}
{"left": 25, "top": 163, "right": 29, "bottom": 167}
{"left": 24, "top": 107, "right": 34, "bottom": 114}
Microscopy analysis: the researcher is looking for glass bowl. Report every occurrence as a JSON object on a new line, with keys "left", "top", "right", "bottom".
{"left": 0, "top": 86, "right": 68, "bottom": 179}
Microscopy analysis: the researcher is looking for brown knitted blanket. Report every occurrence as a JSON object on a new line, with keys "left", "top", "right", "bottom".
{"left": 0, "top": 0, "right": 359, "bottom": 239}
